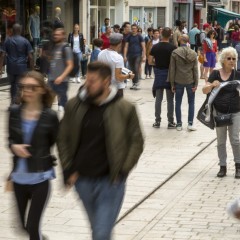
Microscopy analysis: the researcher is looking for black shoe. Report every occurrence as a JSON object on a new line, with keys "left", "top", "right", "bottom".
{"left": 217, "top": 166, "right": 227, "bottom": 178}
{"left": 152, "top": 121, "right": 160, "bottom": 128}
{"left": 235, "top": 163, "right": 240, "bottom": 179}
{"left": 168, "top": 122, "right": 176, "bottom": 129}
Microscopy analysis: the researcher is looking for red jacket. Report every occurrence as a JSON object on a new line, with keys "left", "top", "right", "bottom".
{"left": 101, "top": 34, "right": 110, "bottom": 50}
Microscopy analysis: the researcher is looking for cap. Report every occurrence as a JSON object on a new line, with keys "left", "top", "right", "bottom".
{"left": 109, "top": 33, "right": 123, "bottom": 45}
{"left": 203, "top": 23, "right": 210, "bottom": 30}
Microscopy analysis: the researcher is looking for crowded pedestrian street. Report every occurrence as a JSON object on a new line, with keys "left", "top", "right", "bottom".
{"left": 1, "top": 75, "right": 240, "bottom": 240}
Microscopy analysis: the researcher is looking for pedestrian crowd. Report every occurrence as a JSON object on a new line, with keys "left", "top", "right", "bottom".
{"left": 0, "top": 16, "right": 240, "bottom": 240}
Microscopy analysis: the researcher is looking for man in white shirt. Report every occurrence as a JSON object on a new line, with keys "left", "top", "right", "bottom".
{"left": 98, "top": 33, "right": 135, "bottom": 97}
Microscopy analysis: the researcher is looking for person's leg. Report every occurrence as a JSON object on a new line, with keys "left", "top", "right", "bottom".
{"left": 26, "top": 181, "right": 50, "bottom": 240}
{"left": 144, "top": 59, "right": 148, "bottom": 77}
{"left": 228, "top": 112, "right": 240, "bottom": 164}
{"left": 57, "top": 82, "right": 69, "bottom": 107}
{"left": 82, "top": 60, "right": 88, "bottom": 77}
{"left": 92, "top": 176, "right": 126, "bottom": 240}
{"left": 154, "top": 89, "right": 164, "bottom": 124}
{"left": 75, "top": 177, "right": 95, "bottom": 228}
{"left": 216, "top": 126, "right": 228, "bottom": 166}
{"left": 76, "top": 52, "right": 82, "bottom": 78}
{"left": 203, "top": 67, "right": 210, "bottom": 82}
{"left": 133, "top": 55, "right": 142, "bottom": 85}
{"left": 166, "top": 88, "right": 174, "bottom": 124}
{"left": 8, "top": 74, "right": 18, "bottom": 104}
{"left": 149, "top": 63, "right": 152, "bottom": 77}
{"left": 13, "top": 182, "right": 30, "bottom": 231}
{"left": 200, "top": 64, "right": 204, "bottom": 79}
{"left": 127, "top": 56, "right": 135, "bottom": 85}
{"left": 186, "top": 84, "right": 195, "bottom": 125}
{"left": 175, "top": 84, "right": 184, "bottom": 126}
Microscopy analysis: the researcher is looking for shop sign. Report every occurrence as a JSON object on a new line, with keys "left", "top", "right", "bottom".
{"left": 173, "top": 0, "right": 191, "bottom": 3}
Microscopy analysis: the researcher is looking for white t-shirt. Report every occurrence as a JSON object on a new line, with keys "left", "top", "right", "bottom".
{"left": 98, "top": 49, "right": 125, "bottom": 89}
{"left": 152, "top": 39, "right": 160, "bottom": 46}
{"left": 73, "top": 36, "right": 81, "bottom": 53}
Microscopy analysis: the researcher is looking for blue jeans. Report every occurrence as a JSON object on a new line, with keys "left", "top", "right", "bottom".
{"left": 127, "top": 55, "right": 142, "bottom": 84}
{"left": 76, "top": 52, "right": 82, "bottom": 77}
{"left": 48, "top": 81, "right": 68, "bottom": 107}
{"left": 175, "top": 83, "right": 195, "bottom": 125}
{"left": 75, "top": 176, "right": 126, "bottom": 240}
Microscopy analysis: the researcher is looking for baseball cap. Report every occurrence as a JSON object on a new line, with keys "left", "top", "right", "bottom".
{"left": 203, "top": 23, "right": 210, "bottom": 30}
{"left": 109, "top": 33, "right": 123, "bottom": 45}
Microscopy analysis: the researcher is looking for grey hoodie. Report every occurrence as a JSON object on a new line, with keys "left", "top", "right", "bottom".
{"left": 168, "top": 46, "right": 198, "bottom": 87}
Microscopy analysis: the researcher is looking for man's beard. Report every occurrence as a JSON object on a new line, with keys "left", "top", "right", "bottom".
{"left": 85, "top": 87, "right": 104, "bottom": 104}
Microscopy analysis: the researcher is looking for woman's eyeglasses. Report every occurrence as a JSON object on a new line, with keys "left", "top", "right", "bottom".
{"left": 18, "top": 84, "right": 42, "bottom": 92}
{"left": 226, "top": 57, "right": 236, "bottom": 61}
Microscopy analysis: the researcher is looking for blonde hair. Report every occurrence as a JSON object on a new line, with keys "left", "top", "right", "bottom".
{"left": 218, "top": 47, "right": 238, "bottom": 67}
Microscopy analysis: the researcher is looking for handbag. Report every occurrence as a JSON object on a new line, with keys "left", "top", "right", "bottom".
{"left": 214, "top": 113, "right": 233, "bottom": 127}
{"left": 197, "top": 94, "right": 215, "bottom": 130}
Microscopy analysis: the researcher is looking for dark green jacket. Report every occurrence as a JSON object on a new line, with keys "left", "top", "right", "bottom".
{"left": 57, "top": 94, "right": 144, "bottom": 182}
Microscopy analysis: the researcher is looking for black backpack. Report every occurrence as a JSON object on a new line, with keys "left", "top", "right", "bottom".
{"left": 62, "top": 45, "right": 79, "bottom": 77}
{"left": 195, "top": 32, "right": 205, "bottom": 47}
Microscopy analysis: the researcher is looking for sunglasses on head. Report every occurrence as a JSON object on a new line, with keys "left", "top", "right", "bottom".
{"left": 18, "top": 84, "right": 42, "bottom": 92}
{"left": 226, "top": 57, "right": 236, "bottom": 61}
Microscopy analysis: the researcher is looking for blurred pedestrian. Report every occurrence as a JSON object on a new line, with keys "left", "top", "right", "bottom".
{"left": 57, "top": 61, "right": 144, "bottom": 240}
{"left": 188, "top": 23, "right": 200, "bottom": 53}
{"left": 101, "top": 26, "right": 112, "bottom": 50}
{"left": 8, "top": 70, "right": 59, "bottom": 240}
{"left": 68, "top": 23, "right": 84, "bottom": 83}
{"left": 47, "top": 28, "right": 74, "bottom": 112}
{"left": 98, "top": 33, "right": 135, "bottom": 97}
{"left": 202, "top": 47, "right": 240, "bottom": 178}
{"left": 169, "top": 34, "right": 198, "bottom": 131}
{"left": 144, "top": 27, "right": 153, "bottom": 79}
{"left": 0, "top": 23, "right": 34, "bottom": 106}
{"left": 81, "top": 39, "right": 91, "bottom": 79}
{"left": 113, "top": 24, "right": 120, "bottom": 33}
{"left": 100, "top": 17, "right": 110, "bottom": 35}
{"left": 173, "top": 20, "right": 183, "bottom": 47}
{"left": 215, "top": 23, "right": 224, "bottom": 51}
{"left": 148, "top": 27, "right": 176, "bottom": 129}
{"left": 90, "top": 38, "right": 103, "bottom": 62}
{"left": 124, "top": 24, "right": 146, "bottom": 90}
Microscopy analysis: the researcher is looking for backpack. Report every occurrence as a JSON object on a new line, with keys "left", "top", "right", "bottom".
{"left": 195, "top": 32, "right": 202, "bottom": 47}
{"left": 62, "top": 44, "right": 79, "bottom": 77}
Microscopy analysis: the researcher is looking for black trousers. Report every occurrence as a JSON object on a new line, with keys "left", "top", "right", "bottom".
{"left": 13, "top": 180, "right": 50, "bottom": 240}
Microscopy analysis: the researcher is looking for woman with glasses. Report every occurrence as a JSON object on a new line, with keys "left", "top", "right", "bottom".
{"left": 203, "top": 29, "right": 218, "bottom": 82}
{"left": 8, "top": 71, "right": 59, "bottom": 240}
{"left": 202, "top": 47, "right": 240, "bottom": 178}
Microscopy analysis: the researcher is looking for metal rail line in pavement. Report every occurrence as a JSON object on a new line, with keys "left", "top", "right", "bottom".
{"left": 116, "top": 137, "right": 217, "bottom": 224}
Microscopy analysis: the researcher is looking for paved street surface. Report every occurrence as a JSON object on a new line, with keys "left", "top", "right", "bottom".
{"left": 0, "top": 73, "right": 240, "bottom": 240}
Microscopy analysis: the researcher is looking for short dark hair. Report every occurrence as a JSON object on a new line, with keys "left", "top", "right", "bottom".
{"left": 207, "top": 29, "right": 216, "bottom": 38}
{"left": 104, "top": 18, "right": 110, "bottom": 21}
{"left": 147, "top": 27, "right": 153, "bottom": 32}
{"left": 122, "top": 21, "right": 130, "bottom": 28}
{"left": 153, "top": 29, "right": 159, "bottom": 34}
{"left": 131, "top": 23, "right": 138, "bottom": 29}
{"left": 93, "top": 38, "right": 103, "bottom": 47}
{"left": 87, "top": 62, "right": 112, "bottom": 81}
{"left": 162, "top": 27, "right": 172, "bottom": 39}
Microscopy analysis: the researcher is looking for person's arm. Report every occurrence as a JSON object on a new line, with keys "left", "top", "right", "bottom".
{"left": 141, "top": 41, "right": 146, "bottom": 62}
{"left": 148, "top": 55, "right": 155, "bottom": 65}
{"left": 193, "top": 56, "right": 199, "bottom": 90}
{"left": 28, "top": 52, "right": 34, "bottom": 70}
{"left": 168, "top": 54, "right": 176, "bottom": 92}
{"left": 203, "top": 41, "right": 207, "bottom": 62}
{"left": 28, "top": 16, "right": 33, "bottom": 41}
{"left": 115, "top": 68, "right": 134, "bottom": 82}
{"left": 202, "top": 71, "right": 220, "bottom": 94}
{"left": 0, "top": 51, "right": 5, "bottom": 78}
{"left": 124, "top": 42, "right": 129, "bottom": 62}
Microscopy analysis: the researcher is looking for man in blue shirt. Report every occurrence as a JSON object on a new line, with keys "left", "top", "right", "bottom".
{"left": 0, "top": 23, "right": 33, "bottom": 105}
{"left": 188, "top": 23, "right": 200, "bottom": 53}
{"left": 124, "top": 24, "right": 146, "bottom": 90}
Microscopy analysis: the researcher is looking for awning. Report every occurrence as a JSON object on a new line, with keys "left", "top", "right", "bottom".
{"left": 213, "top": 8, "right": 240, "bottom": 27}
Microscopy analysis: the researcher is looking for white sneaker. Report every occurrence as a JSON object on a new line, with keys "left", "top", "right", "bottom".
{"left": 146, "top": 76, "right": 150, "bottom": 79}
{"left": 77, "top": 77, "right": 81, "bottom": 83}
{"left": 72, "top": 78, "right": 76, "bottom": 83}
{"left": 58, "top": 106, "right": 64, "bottom": 112}
{"left": 187, "top": 124, "right": 197, "bottom": 131}
{"left": 176, "top": 124, "right": 182, "bottom": 131}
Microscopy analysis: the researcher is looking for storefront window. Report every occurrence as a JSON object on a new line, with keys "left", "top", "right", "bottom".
{"left": 232, "top": 1, "right": 240, "bottom": 14}
{"left": 143, "top": 8, "right": 154, "bottom": 32}
{"left": 129, "top": 8, "right": 141, "bottom": 26}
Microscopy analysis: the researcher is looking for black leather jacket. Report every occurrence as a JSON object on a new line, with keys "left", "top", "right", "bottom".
{"left": 8, "top": 106, "right": 59, "bottom": 172}
{"left": 68, "top": 32, "right": 85, "bottom": 53}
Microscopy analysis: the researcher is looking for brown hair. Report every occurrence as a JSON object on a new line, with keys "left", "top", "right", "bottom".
{"left": 18, "top": 71, "right": 55, "bottom": 108}
{"left": 87, "top": 61, "right": 111, "bottom": 82}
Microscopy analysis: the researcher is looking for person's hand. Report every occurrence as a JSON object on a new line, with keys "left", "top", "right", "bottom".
{"left": 192, "top": 86, "right": 197, "bottom": 92}
{"left": 129, "top": 73, "right": 135, "bottom": 79}
{"left": 54, "top": 76, "right": 64, "bottom": 85}
{"left": 212, "top": 80, "right": 220, "bottom": 88}
{"left": 11, "top": 144, "right": 31, "bottom": 158}
{"left": 66, "top": 172, "right": 79, "bottom": 188}
{"left": 171, "top": 86, "right": 175, "bottom": 93}
{"left": 204, "top": 57, "right": 208, "bottom": 62}
{"left": 142, "top": 56, "right": 146, "bottom": 62}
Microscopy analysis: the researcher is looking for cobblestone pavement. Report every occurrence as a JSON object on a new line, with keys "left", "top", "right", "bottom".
{"left": 0, "top": 74, "right": 239, "bottom": 239}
